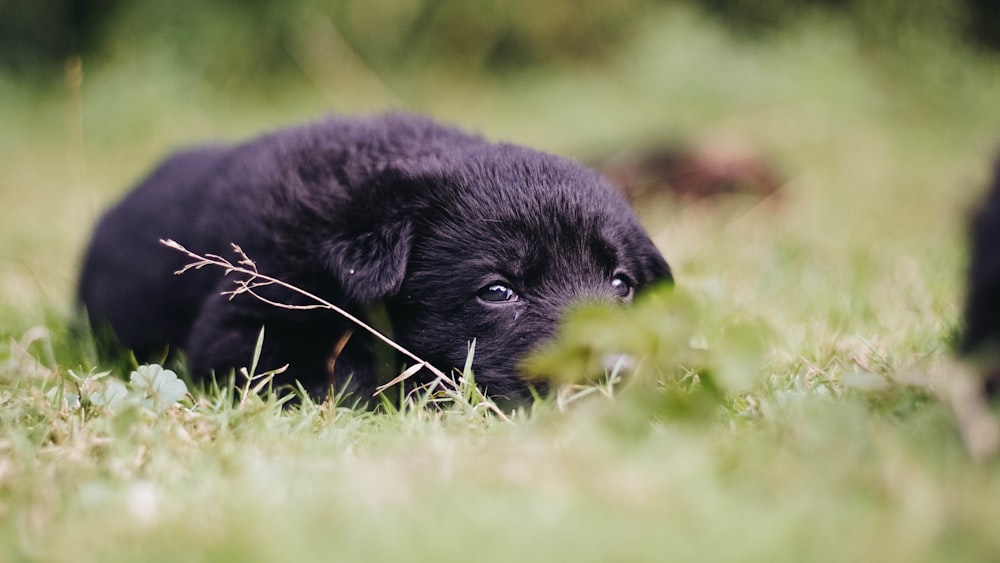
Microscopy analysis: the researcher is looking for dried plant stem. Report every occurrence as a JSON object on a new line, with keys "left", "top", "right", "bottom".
{"left": 929, "top": 361, "right": 1000, "bottom": 462}
{"left": 160, "top": 239, "right": 455, "bottom": 392}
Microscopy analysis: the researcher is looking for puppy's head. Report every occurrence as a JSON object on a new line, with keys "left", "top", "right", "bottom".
{"left": 326, "top": 144, "right": 672, "bottom": 401}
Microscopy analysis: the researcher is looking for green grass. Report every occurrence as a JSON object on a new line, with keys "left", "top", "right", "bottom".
{"left": 3, "top": 6, "right": 1000, "bottom": 562}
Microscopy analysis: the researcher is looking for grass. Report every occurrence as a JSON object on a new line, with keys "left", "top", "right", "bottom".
{"left": 3, "top": 5, "right": 1000, "bottom": 562}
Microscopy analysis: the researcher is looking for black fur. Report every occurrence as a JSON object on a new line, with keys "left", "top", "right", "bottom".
{"left": 961, "top": 155, "right": 1000, "bottom": 393}
{"left": 78, "top": 114, "right": 672, "bottom": 402}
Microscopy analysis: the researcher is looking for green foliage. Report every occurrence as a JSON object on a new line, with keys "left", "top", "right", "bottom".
{"left": 2, "top": 0, "right": 654, "bottom": 86}
{"left": 1, "top": 327, "right": 997, "bottom": 563}
{"left": 526, "top": 286, "right": 771, "bottom": 421}
{"left": 0, "top": 0, "right": 117, "bottom": 75}
{"left": 697, "top": 0, "right": 967, "bottom": 41}
{"left": 3, "top": 0, "right": 997, "bottom": 87}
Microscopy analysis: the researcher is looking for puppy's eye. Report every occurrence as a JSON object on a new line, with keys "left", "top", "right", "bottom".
{"left": 611, "top": 273, "right": 633, "bottom": 299}
{"left": 478, "top": 283, "right": 519, "bottom": 303}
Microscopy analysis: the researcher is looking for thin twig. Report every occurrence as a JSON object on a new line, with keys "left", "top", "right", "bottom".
{"left": 928, "top": 360, "right": 1000, "bottom": 462}
{"left": 160, "top": 239, "right": 456, "bottom": 391}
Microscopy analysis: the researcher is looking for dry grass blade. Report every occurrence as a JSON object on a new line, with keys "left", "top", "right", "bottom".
{"left": 930, "top": 361, "right": 1000, "bottom": 461}
{"left": 374, "top": 362, "right": 427, "bottom": 395}
{"left": 160, "top": 239, "right": 454, "bottom": 390}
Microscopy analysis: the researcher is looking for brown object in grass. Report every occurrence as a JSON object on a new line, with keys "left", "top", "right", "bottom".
{"left": 596, "top": 138, "right": 784, "bottom": 204}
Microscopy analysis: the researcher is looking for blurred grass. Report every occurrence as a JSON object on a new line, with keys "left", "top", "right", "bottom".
{"left": 2, "top": 4, "right": 1000, "bottom": 562}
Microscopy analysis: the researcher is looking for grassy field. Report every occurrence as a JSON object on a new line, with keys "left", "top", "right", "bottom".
{"left": 3, "top": 6, "right": 1000, "bottom": 562}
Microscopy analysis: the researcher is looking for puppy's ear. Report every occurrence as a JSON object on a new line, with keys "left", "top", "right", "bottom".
{"left": 637, "top": 237, "right": 674, "bottom": 288}
{"left": 317, "top": 160, "right": 441, "bottom": 303}
{"left": 649, "top": 250, "right": 674, "bottom": 285}
{"left": 321, "top": 219, "right": 413, "bottom": 303}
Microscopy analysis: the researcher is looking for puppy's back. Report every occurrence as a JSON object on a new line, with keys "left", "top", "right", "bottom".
{"left": 77, "top": 114, "right": 485, "bottom": 361}
{"left": 78, "top": 146, "right": 233, "bottom": 356}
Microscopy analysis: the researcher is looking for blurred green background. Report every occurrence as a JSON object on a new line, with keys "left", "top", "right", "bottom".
{"left": 3, "top": 0, "right": 1000, "bottom": 81}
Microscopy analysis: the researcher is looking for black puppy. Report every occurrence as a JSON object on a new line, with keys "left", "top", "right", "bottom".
{"left": 961, "top": 155, "right": 1000, "bottom": 394}
{"left": 78, "top": 114, "right": 672, "bottom": 401}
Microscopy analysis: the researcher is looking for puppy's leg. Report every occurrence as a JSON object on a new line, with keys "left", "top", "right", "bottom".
{"left": 185, "top": 286, "right": 376, "bottom": 401}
